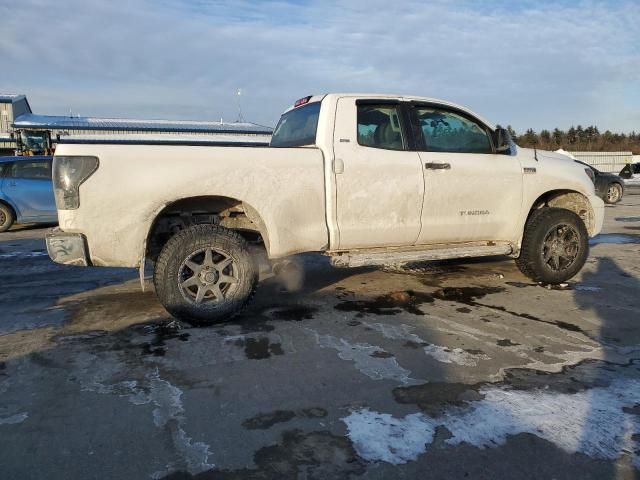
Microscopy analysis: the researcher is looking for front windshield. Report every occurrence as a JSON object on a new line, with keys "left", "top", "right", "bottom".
{"left": 270, "top": 102, "right": 321, "bottom": 147}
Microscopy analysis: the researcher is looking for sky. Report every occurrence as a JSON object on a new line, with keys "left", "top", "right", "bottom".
{"left": 1, "top": 0, "right": 639, "bottom": 133}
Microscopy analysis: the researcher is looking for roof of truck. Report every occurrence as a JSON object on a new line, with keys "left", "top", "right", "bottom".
{"left": 285, "top": 93, "right": 496, "bottom": 129}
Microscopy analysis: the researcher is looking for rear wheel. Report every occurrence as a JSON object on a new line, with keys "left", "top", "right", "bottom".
{"left": 153, "top": 224, "right": 258, "bottom": 325}
{"left": 0, "top": 203, "right": 14, "bottom": 233}
{"left": 605, "top": 183, "right": 622, "bottom": 204}
{"left": 515, "top": 208, "right": 589, "bottom": 284}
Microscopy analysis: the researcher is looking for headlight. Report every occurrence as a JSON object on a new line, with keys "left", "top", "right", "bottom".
{"left": 584, "top": 167, "right": 595, "bottom": 184}
{"left": 53, "top": 156, "right": 99, "bottom": 210}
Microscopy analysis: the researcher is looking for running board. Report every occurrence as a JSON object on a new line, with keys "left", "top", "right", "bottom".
{"left": 328, "top": 243, "right": 513, "bottom": 268}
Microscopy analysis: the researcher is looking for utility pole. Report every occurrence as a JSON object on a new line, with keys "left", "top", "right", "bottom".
{"left": 236, "top": 88, "right": 244, "bottom": 123}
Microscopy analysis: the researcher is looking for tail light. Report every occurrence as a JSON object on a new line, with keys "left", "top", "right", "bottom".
{"left": 53, "top": 156, "right": 99, "bottom": 210}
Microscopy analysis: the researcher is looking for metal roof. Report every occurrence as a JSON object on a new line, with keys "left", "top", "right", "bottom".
{"left": 56, "top": 133, "right": 270, "bottom": 147}
{"left": 0, "top": 94, "right": 26, "bottom": 103}
{"left": 13, "top": 113, "right": 273, "bottom": 135}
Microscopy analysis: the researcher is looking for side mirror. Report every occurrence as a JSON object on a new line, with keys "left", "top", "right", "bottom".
{"left": 493, "top": 127, "right": 512, "bottom": 152}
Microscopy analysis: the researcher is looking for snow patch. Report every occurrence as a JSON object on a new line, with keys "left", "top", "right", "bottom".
{"left": 343, "top": 378, "right": 640, "bottom": 467}
{"left": 343, "top": 410, "right": 436, "bottom": 464}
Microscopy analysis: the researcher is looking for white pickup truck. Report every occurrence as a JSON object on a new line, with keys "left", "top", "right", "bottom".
{"left": 46, "top": 94, "right": 604, "bottom": 323}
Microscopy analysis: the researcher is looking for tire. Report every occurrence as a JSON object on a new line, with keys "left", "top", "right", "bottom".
{"left": 515, "top": 208, "right": 589, "bottom": 284}
{"left": 0, "top": 203, "right": 14, "bottom": 233}
{"left": 604, "top": 183, "right": 622, "bottom": 204}
{"left": 153, "top": 224, "right": 258, "bottom": 325}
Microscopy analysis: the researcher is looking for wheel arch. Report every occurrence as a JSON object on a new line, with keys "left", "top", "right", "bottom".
{"left": 0, "top": 198, "right": 18, "bottom": 222}
{"left": 524, "top": 189, "right": 596, "bottom": 236}
{"left": 144, "top": 195, "right": 271, "bottom": 263}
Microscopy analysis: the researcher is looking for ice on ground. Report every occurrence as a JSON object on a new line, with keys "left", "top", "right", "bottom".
{"left": 366, "top": 322, "right": 489, "bottom": 366}
{"left": 0, "top": 412, "right": 28, "bottom": 425}
{"left": 343, "top": 378, "right": 640, "bottom": 467}
{"left": 311, "top": 331, "right": 420, "bottom": 384}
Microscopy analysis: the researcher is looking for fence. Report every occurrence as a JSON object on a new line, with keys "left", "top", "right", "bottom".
{"left": 568, "top": 151, "right": 633, "bottom": 173}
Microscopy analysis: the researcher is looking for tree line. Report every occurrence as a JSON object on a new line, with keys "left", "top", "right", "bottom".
{"left": 505, "top": 125, "right": 640, "bottom": 154}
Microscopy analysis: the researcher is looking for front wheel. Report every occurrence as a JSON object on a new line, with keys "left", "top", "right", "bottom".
{"left": 153, "top": 224, "right": 258, "bottom": 325}
{"left": 605, "top": 183, "right": 622, "bottom": 204}
{"left": 515, "top": 208, "right": 589, "bottom": 284}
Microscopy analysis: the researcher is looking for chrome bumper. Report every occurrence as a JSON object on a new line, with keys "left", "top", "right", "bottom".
{"left": 46, "top": 228, "right": 90, "bottom": 266}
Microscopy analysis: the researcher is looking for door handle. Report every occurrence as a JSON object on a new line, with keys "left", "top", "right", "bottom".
{"left": 8, "top": 181, "right": 16, "bottom": 187}
{"left": 424, "top": 162, "right": 451, "bottom": 170}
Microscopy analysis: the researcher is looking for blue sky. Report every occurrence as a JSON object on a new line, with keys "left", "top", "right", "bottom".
{"left": 1, "top": 0, "right": 638, "bottom": 132}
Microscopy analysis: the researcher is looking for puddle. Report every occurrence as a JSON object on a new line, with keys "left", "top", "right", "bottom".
{"left": 140, "top": 323, "right": 190, "bottom": 357}
{"left": 589, "top": 234, "right": 640, "bottom": 245}
{"left": 242, "top": 407, "right": 328, "bottom": 430}
{"left": 335, "top": 290, "right": 434, "bottom": 316}
{"left": 234, "top": 336, "right": 284, "bottom": 360}
{"left": 192, "top": 430, "right": 365, "bottom": 479}
{"left": 614, "top": 216, "right": 640, "bottom": 222}
{"left": 430, "top": 287, "right": 505, "bottom": 304}
{"left": 266, "top": 305, "right": 317, "bottom": 321}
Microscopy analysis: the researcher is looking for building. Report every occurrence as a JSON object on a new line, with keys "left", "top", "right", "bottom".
{"left": 0, "top": 93, "right": 273, "bottom": 156}
{"left": 0, "top": 94, "right": 32, "bottom": 155}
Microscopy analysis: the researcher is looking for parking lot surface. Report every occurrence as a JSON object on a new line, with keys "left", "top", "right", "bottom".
{"left": 1, "top": 191, "right": 639, "bottom": 479}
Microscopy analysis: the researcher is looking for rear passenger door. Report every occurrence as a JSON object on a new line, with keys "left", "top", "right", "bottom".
{"left": 332, "top": 98, "right": 424, "bottom": 249}
{"left": 1, "top": 159, "right": 57, "bottom": 221}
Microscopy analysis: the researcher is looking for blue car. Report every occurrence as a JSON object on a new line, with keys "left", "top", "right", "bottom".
{"left": 0, "top": 156, "right": 57, "bottom": 232}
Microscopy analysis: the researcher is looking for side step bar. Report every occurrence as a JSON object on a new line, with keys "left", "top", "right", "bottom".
{"left": 328, "top": 243, "right": 513, "bottom": 268}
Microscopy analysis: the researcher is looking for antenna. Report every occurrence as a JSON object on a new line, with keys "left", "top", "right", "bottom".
{"left": 235, "top": 88, "right": 244, "bottom": 123}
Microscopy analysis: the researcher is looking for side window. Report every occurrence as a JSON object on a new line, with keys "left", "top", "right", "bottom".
{"left": 9, "top": 160, "right": 52, "bottom": 180}
{"left": 0, "top": 163, "right": 11, "bottom": 178}
{"left": 357, "top": 105, "right": 406, "bottom": 151}
{"left": 415, "top": 107, "right": 493, "bottom": 154}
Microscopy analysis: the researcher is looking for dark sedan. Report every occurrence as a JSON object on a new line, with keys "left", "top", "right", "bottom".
{"left": 575, "top": 160, "right": 624, "bottom": 204}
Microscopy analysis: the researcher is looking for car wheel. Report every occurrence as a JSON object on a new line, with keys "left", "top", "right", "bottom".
{"left": 604, "top": 183, "right": 622, "bottom": 204}
{"left": 515, "top": 208, "right": 589, "bottom": 284}
{"left": 153, "top": 224, "right": 258, "bottom": 325}
{"left": 0, "top": 203, "right": 14, "bottom": 233}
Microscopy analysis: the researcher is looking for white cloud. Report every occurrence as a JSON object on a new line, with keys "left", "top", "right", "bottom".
{"left": 1, "top": 0, "right": 638, "bottom": 131}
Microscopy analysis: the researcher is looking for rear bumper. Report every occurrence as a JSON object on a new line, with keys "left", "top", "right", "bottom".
{"left": 46, "top": 228, "right": 90, "bottom": 266}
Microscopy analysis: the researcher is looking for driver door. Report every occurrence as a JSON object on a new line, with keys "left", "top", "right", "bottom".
{"left": 412, "top": 104, "right": 522, "bottom": 245}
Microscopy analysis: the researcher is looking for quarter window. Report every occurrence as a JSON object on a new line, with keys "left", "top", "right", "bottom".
{"left": 415, "top": 107, "right": 493, "bottom": 154}
{"left": 357, "top": 105, "right": 406, "bottom": 151}
{"left": 9, "top": 160, "right": 52, "bottom": 180}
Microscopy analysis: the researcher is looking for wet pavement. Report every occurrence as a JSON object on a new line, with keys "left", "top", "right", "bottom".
{"left": 1, "top": 192, "right": 639, "bottom": 479}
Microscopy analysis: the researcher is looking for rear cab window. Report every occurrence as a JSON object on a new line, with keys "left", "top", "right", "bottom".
{"left": 270, "top": 102, "right": 321, "bottom": 147}
{"left": 357, "top": 104, "right": 406, "bottom": 151}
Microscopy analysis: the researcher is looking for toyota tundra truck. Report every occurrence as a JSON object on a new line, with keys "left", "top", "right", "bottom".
{"left": 46, "top": 94, "right": 605, "bottom": 323}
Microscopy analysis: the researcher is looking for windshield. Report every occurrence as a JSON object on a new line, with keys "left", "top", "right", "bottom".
{"left": 270, "top": 102, "right": 321, "bottom": 147}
